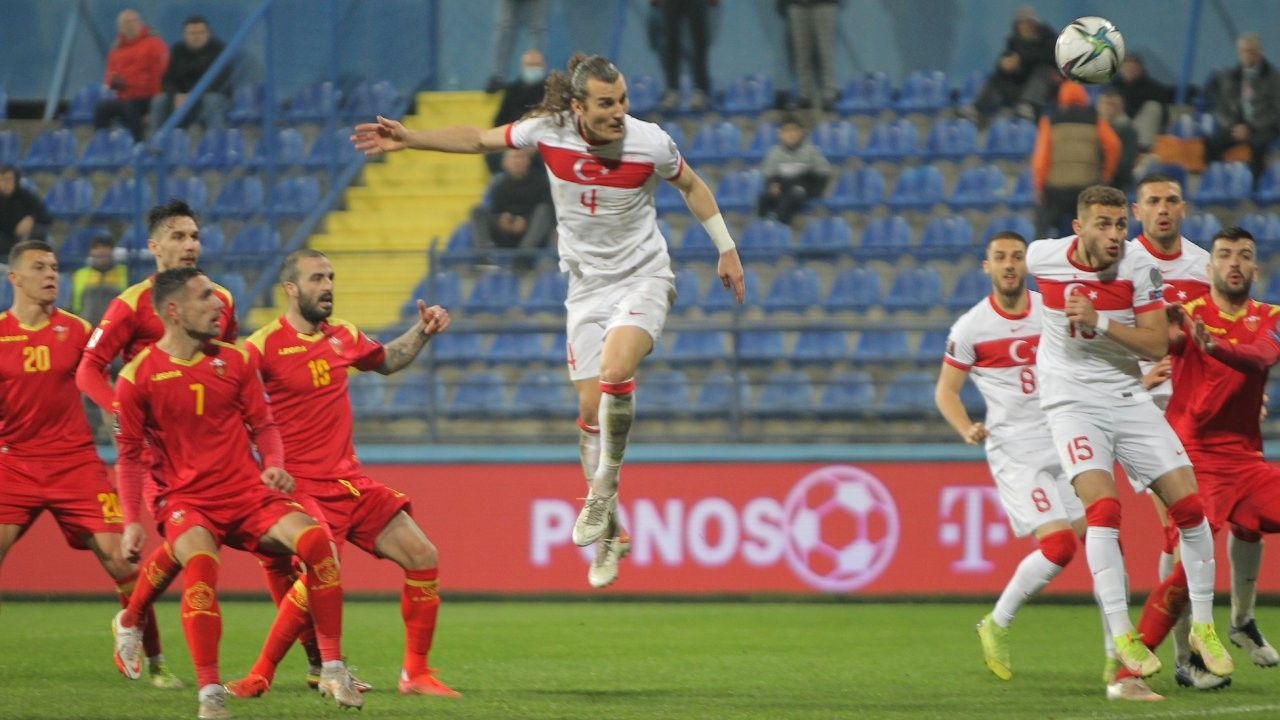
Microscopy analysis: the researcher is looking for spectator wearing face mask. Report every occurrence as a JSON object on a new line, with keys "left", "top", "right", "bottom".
{"left": 488, "top": 49, "right": 549, "bottom": 174}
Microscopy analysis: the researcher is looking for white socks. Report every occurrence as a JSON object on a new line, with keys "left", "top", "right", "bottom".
{"left": 1087, "top": 526, "right": 1133, "bottom": 634}
{"left": 1178, "top": 519, "right": 1217, "bottom": 624}
{"left": 592, "top": 382, "right": 634, "bottom": 495}
{"left": 993, "top": 550, "right": 1063, "bottom": 628}
{"left": 1230, "top": 533, "right": 1263, "bottom": 628}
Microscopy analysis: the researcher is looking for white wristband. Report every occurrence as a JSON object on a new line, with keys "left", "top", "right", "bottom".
{"left": 702, "top": 213, "right": 736, "bottom": 254}
{"left": 1094, "top": 314, "right": 1110, "bottom": 335}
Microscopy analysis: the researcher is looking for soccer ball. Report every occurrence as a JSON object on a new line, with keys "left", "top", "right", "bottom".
{"left": 783, "top": 465, "right": 899, "bottom": 592}
{"left": 1055, "top": 16, "right": 1125, "bottom": 84}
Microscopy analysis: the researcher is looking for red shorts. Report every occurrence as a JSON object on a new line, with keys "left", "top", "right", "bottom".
{"left": 0, "top": 451, "right": 120, "bottom": 549}
{"left": 295, "top": 473, "right": 412, "bottom": 555}
{"left": 1188, "top": 447, "right": 1280, "bottom": 534}
{"left": 158, "top": 483, "right": 312, "bottom": 554}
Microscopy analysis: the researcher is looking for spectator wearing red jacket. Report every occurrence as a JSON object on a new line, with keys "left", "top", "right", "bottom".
{"left": 93, "top": 9, "right": 168, "bottom": 140}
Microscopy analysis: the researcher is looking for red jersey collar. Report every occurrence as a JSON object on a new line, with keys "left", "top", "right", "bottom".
{"left": 987, "top": 291, "right": 1033, "bottom": 320}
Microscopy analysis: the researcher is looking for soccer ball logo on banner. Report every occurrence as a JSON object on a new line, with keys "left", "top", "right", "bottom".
{"left": 783, "top": 465, "right": 900, "bottom": 592}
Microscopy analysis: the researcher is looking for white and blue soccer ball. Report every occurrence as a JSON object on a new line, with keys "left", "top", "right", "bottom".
{"left": 1055, "top": 16, "right": 1126, "bottom": 85}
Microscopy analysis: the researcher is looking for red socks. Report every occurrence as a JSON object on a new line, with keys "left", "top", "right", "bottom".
{"left": 294, "top": 526, "right": 343, "bottom": 663}
{"left": 401, "top": 567, "right": 441, "bottom": 678}
{"left": 180, "top": 552, "right": 222, "bottom": 688}
{"left": 249, "top": 578, "right": 311, "bottom": 681}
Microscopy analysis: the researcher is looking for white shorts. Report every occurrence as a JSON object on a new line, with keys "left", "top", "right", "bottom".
{"left": 1044, "top": 398, "right": 1190, "bottom": 493}
{"left": 564, "top": 275, "right": 675, "bottom": 381}
{"left": 987, "top": 435, "right": 1084, "bottom": 537}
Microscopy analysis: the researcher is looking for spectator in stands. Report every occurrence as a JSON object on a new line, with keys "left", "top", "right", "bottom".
{"left": 70, "top": 237, "right": 127, "bottom": 324}
{"left": 487, "top": 49, "right": 548, "bottom": 174}
{"left": 470, "top": 148, "right": 554, "bottom": 265}
{"left": 0, "top": 165, "right": 51, "bottom": 262}
{"left": 485, "top": 0, "right": 547, "bottom": 94}
{"left": 149, "top": 15, "right": 230, "bottom": 131}
{"left": 93, "top": 8, "right": 169, "bottom": 141}
{"left": 655, "top": 0, "right": 715, "bottom": 111}
{"left": 1031, "top": 82, "right": 1120, "bottom": 238}
{"left": 1109, "top": 54, "right": 1173, "bottom": 149}
{"left": 757, "top": 114, "right": 830, "bottom": 224}
{"left": 781, "top": 0, "right": 839, "bottom": 112}
{"left": 966, "top": 5, "right": 1057, "bottom": 121}
{"left": 1205, "top": 32, "right": 1280, "bottom": 187}
{"left": 1097, "top": 87, "right": 1141, "bottom": 193}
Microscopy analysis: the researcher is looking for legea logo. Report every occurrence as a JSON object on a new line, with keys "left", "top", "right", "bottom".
{"left": 529, "top": 465, "right": 900, "bottom": 592}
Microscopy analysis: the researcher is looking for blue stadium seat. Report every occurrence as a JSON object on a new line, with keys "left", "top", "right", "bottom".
{"left": 388, "top": 375, "right": 439, "bottom": 418}
{"left": 668, "top": 331, "right": 729, "bottom": 364}
{"left": 209, "top": 176, "right": 264, "bottom": 219}
{"left": 883, "top": 267, "right": 943, "bottom": 311}
{"left": 818, "top": 371, "right": 875, "bottom": 417}
{"left": 1180, "top": 212, "right": 1222, "bottom": 246}
{"left": 286, "top": 81, "right": 341, "bottom": 123}
{"left": 685, "top": 121, "right": 741, "bottom": 165}
{"left": 947, "top": 266, "right": 990, "bottom": 311}
{"left": 694, "top": 371, "right": 749, "bottom": 415}
{"left": 645, "top": 369, "right": 691, "bottom": 416}
{"left": 347, "top": 372, "right": 388, "bottom": 419}
{"left": 738, "top": 218, "right": 792, "bottom": 260}
{"left": 439, "top": 223, "right": 475, "bottom": 266}
{"left": 862, "top": 119, "right": 917, "bottom": 162}
{"left": 522, "top": 269, "right": 568, "bottom": 314}
{"left": 915, "top": 329, "right": 949, "bottom": 361}
{"left": 1257, "top": 163, "right": 1280, "bottom": 205}
{"left": 249, "top": 128, "right": 305, "bottom": 169}
{"left": 754, "top": 370, "right": 815, "bottom": 416}
{"left": 824, "top": 267, "right": 882, "bottom": 312}
{"left": 949, "top": 164, "right": 1005, "bottom": 211}
{"left": 447, "top": 371, "right": 509, "bottom": 418}
{"left": 763, "top": 267, "right": 821, "bottom": 312}
{"left": 227, "top": 84, "right": 264, "bottom": 125}
{"left": 541, "top": 332, "right": 567, "bottom": 366}
{"left": 211, "top": 272, "right": 247, "bottom": 302}
{"left": 341, "top": 80, "right": 401, "bottom": 121}
{"left": 1169, "top": 112, "right": 1217, "bottom": 138}
{"left": 659, "top": 121, "right": 685, "bottom": 149}
{"left": 65, "top": 85, "right": 110, "bottom": 125}
{"left": 921, "top": 118, "right": 977, "bottom": 160}
{"left": 894, "top": 70, "right": 949, "bottom": 113}
{"left": 408, "top": 270, "right": 462, "bottom": 309}
{"left": 23, "top": 129, "right": 77, "bottom": 173}
{"left": 698, "top": 267, "right": 758, "bottom": 312}
{"left": 736, "top": 330, "right": 787, "bottom": 363}
{"left": 93, "top": 178, "right": 152, "bottom": 220}
{"left": 919, "top": 215, "right": 975, "bottom": 260}
{"left": 825, "top": 167, "right": 885, "bottom": 212}
{"left": 44, "top": 177, "right": 94, "bottom": 219}
{"left": 137, "top": 128, "right": 190, "bottom": 168}
{"left": 983, "top": 214, "right": 1036, "bottom": 242}
{"left": 0, "top": 278, "right": 11, "bottom": 308}
{"left": 671, "top": 268, "right": 702, "bottom": 313}
{"left": 981, "top": 117, "right": 1036, "bottom": 160}
{"left": 58, "top": 226, "right": 111, "bottom": 264}
{"left": 627, "top": 75, "right": 660, "bottom": 115}
{"left": 674, "top": 222, "right": 718, "bottom": 262}
{"left": 1143, "top": 162, "right": 1189, "bottom": 191}
{"left": 304, "top": 128, "right": 362, "bottom": 169}
{"left": 1263, "top": 267, "right": 1280, "bottom": 304}
{"left": 1006, "top": 167, "right": 1033, "bottom": 210}
{"left": 886, "top": 165, "right": 945, "bottom": 211}
{"left": 462, "top": 269, "right": 519, "bottom": 314}
{"left": 227, "top": 224, "right": 280, "bottom": 264}
{"left": 119, "top": 225, "right": 149, "bottom": 254}
{"left": 1237, "top": 212, "right": 1280, "bottom": 246}
{"left": 78, "top": 128, "right": 135, "bottom": 171}
{"left": 0, "top": 130, "right": 19, "bottom": 166}
{"left": 858, "top": 216, "right": 911, "bottom": 259}
{"left": 714, "top": 169, "right": 765, "bottom": 214}
{"left": 719, "top": 73, "right": 773, "bottom": 115}
{"left": 793, "top": 330, "right": 848, "bottom": 363}
{"left": 853, "top": 330, "right": 910, "bottom": 361}
{"left": 512, "top": 370, "right": 574, "bottom": 416}
{"left": 655, "top": 179, "right": 684, "bottom": 214}
{"left": 742, "top": 122, "right": 778, "bottom": 164}
{"left": 960, "top": 381, "right": 987, "bottom": 415}
{"left": 426, "top": 331, "right": 484, "bottom": 363}
{"left": 1192, "top": 162, "right": 1252, "bottom": 206}
{"left": 835, "top": 72, "right": 891, "bottom": 114}
{"left": 811, "top": 120, "right": 858, "bottom": 162}
{"left": 0, "top": 87, "right": 6, "bottom": 120}
{"left": 274, "top": 176, "right": 321, "bottom": 218}
{"left": 879, "top": 370, "right": 937, "bottom": 417}
{"left": 797, "top": 216, "right": 854, "bottom": 254}
{"left": 954, "top": 71, "right": 988, "bottom": 108}
{"left": 192, "top": 128, "right": 246, "bottom": 171}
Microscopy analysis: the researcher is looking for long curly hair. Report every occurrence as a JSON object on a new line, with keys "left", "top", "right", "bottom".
{"left": 525, "top": 52, "right": 621, "bottom": 125}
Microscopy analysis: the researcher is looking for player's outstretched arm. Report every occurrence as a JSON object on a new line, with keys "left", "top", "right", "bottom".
{"left": 1194, "top": 316, "right": 1280, "bottom": 372}
{"left": 669, "top": 164, "right": 746, "bottom": 304}
{"left": 350, "top": 115, "right": 510, "bottom": 156}
{"left": 376, "top": 302, "right": 451, "bottom": 375}
{"left": 934, "top": 363, "right": 987, "bottom": 445}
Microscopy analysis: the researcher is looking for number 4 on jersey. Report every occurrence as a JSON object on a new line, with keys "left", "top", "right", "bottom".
{"left": 580, "top": 189, "right": 598, "bottom": 215}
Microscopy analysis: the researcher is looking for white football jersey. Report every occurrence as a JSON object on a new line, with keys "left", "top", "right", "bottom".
{"left": 1128, "top": 235, "right": 1211, "bottom": 409}
{"left": 506, "top": 113, "right": 681, "bottom": 284}
{"left": 1026, "top": 236, "right": 1166, "bottom": 407}
{"left": 944, "top": 291, "right": 1049, "bottom": 447}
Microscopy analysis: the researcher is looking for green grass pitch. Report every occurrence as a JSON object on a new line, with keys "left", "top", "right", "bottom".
{"left": 1, "top": 599, "right": 1279, "bottom": 719}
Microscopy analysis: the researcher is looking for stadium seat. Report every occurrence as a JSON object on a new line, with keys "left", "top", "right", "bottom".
{"left": 694, "top": 370, "right": 750, "bottom": 415}
{"left": 1169, "top": 112, "right": 1217, "bottom": 139}
{"left": 0, "top": 278, "right": 11, "bottom": 308}
{"left": 981, "top": 117, "right": 1036, "bottom": 160}
{"left": 714, "top": 169, "right": 765, "bottom": 214}
{"left": 0, "top": 87, "right": 6, "bottom": 120}
{"left": 0, "top": 129, "right": 18, "bottom": 166}
{"left": 817, "top": 371, "right": 875, "bottom": 417}
{"left": 191, "top": 128, "right": 246, "bottom": 171}
{"left": 286, "top": 81, "right": 341, "bottom": 123}
{"left": 921, "top": 118, "right": 977, "bottom": 160}
{"left": 742, "top": 122, "right": 778, "bottom": 164}
{"left": 915, "top": 329, "right": 949, "bottom": 362}
{"left": 835, "top": 71, "right": 891, "bottom": 114}
{"left": 886, "top": 165, "right": 945, "bottom": 212}
{"left": 858, "top": 215, "right": 911, "bottom": 259}
{"left": 523, "top": 268, "right": 568, "bottom": 314}
{"left": 983, "top": 214, "right": 1035, "bottom": 242}
{"left": 1263, "top": 268, "right": 1280, "bottom": 304}
{"left": 793, "top": 330, "right": 849, "bottom": 363}
{"left": 1192, "top": 162, "right": 1252, "bottom": 206}
{"left": 674, "top": 222, "right": 718, "bottom": 262}
{"left": 512, "top": 370, "right": 575, "bottom": 416}
{"left": 947, "top": 266, "right": 990, "bottom": 311}
{"left": 387, "top": 375, "right": 439, "bottom": 418}
{"left": 1180, "top": 212, "right": 1222, "bottom": 247}
{"left": 797, "top": 216, "right": 855, "bottom": 255}
{"left": 44, "top": 177, "right": 94, "bottom": 219}
{"left": 58, "top": 226, "right": 111, "bottom": 264}
{"left": 811, "top": 120, "right": 858, "bottom": 162}
{"left": 462, "top": 269, "right": 520, "bottom": 314}
{"left": 119, "top": 225, "right": 149, "bottom": 254}
{"left": 824, "top": 266, "right": 882, "bottom": 312}
{"left": 879, "top": 370, "right": 937, "bottom": 417}
{"left": 78, "top": 128, "right": 135, "bottom": 171}
{"left": 1006, "top": 167, "right": 1033, "bottom": 209}
{"left": 699, "top": 267, "right": 759, "bottom": 312}
{"left": 93, "top": 177, "right": 152, "bottom": 220}
{"left": 227, "top": 84, "right": 264, "bottom": 125}
{"left": 960, "top": 381, "right": 987, "bottom": 415}
{"left": 64, "top": 84, "right": 110, "bottom": 125}
{"left": 862, "top": 119, "right": 918, "bottom": 162}
{"left": 736, "top": 330, "right": 787, "bottom": 363}
{"left": 754, "top": 370, "right": 815, "bottom": 416}
{"left": 763, "top": 266, "right": 821, "bottom": 312}
{"left": 22, "top": 128, "right": 77, "bottom": 173}
{"left": 825, "top": 166, "right": 885, "bottom": 212}
{"left": 427, "top": 331, "right": 485, "bottom": 364}
{"left": 671, "top": 268, "right": 702, "bottom": 314}
{"left": 137, "top": 128, "right": 190, "bottom": 168}
{"left": 274, "top": 175, "right": 322, "bottom": 218}
{"left": 919, "top": 215, "right": 975, "bottom": 260}
{"left": 949, "top": 164, "right": 1005, "bottom": 211}
{"left": 954, "top": 71, "right": 988, "bottom": 107}
{"left": 685, "top": 121, "right": 742, "bottom": 165}
{"left": 211, "top": 272, "right": 247, "bottom": 303}
{"left": 447, "top": 371, "right": 509, "bottom": 418}
{"left": 737, "top": 218, "right": 792, "bottom": 260}
{"left": 1236, "top": 212, "right": 1280, "bottom": 247}
{"left": 208, "top": 175, "right": 264, "bottom": 219}
{"left": 1256, "top": 163, "right": 1280, "bottom": 205}
{"left": 644, "top": 369, "right": 691, "bottom": 416}
{"left": 853, "top": 330, "right": 910, "bottom": 361}
{"left": 438, "top": 222, "right": 475, "bottom": 267}
{"left": 227, "top": 224, "right": 280, "bottom": 265}
{"left": 347, "top": 372, "right": 388, "bottom": 419}
{"left": 407, "top": 271, "right": 462, "bottom": 311}
{"left": 627, "top": 75, "right": 660, "bottom": 115}
{"left": 196, "top": 223, "right": 224, "bottom": 255}
{"left": 659, "top": 121, "right": 684, "bottom": 148}
{"left": 541, "top": 332, "right": 567, "bottom": 366}
{"left": 895, "top": 70, "right": 949, "bottom": 113}
{"left": 304, "top": 128, "right": 362, "bottom": 169}
{"left": 655, "top": 179, "right": 685, "bottom": 214}
{"left": 341, "top": 80, "right": 401, "bottom": 121}
{"left": 883, "top": 267, "right": 943, "bottom": 311}
{"left": 249, "top": 128, "right": 305, "bottom": 169}
{"left": 719, "top": 73, "right": 773, "bottom": 116}
{"left": 668, "top": 331, "right": 729, "bottom": 364}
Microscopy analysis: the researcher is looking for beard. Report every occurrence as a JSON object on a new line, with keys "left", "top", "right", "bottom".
{"left": 1213, "top": 277, "right": 1251, "bottom": 303}
{"left": 299, "top": 294, "right": 333, "bottom": 324}
{"left": 995, "top": 279, "right": 1026, "bottom": 298}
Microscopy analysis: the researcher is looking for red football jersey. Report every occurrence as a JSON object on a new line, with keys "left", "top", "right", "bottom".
{"left": 1167, "top": 296, "right": 1280, "bottom": 454}
{"left": 0, "top": 308, "right": 97, "bottom": 458}
{"left": 78, "top": 276, "right": 237, "bottom": 412}
{"left": 246, "top": 316, "right": 386, "bottom": 480}
{"left": 114, "top": 340, "right": 283, "bottom": 524}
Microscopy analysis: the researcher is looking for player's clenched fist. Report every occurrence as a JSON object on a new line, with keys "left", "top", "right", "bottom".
{"left": 1064, "top": 292, "right": 1099, "bottom": 329}
{"left": 261, "top": 466, "right": 295, "bottom": 494}
{"left": 415, "top": 300, "right": 451, "bottom": 336}
{"left": 962, "top": 422, "right": 988, "bottom": 446}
